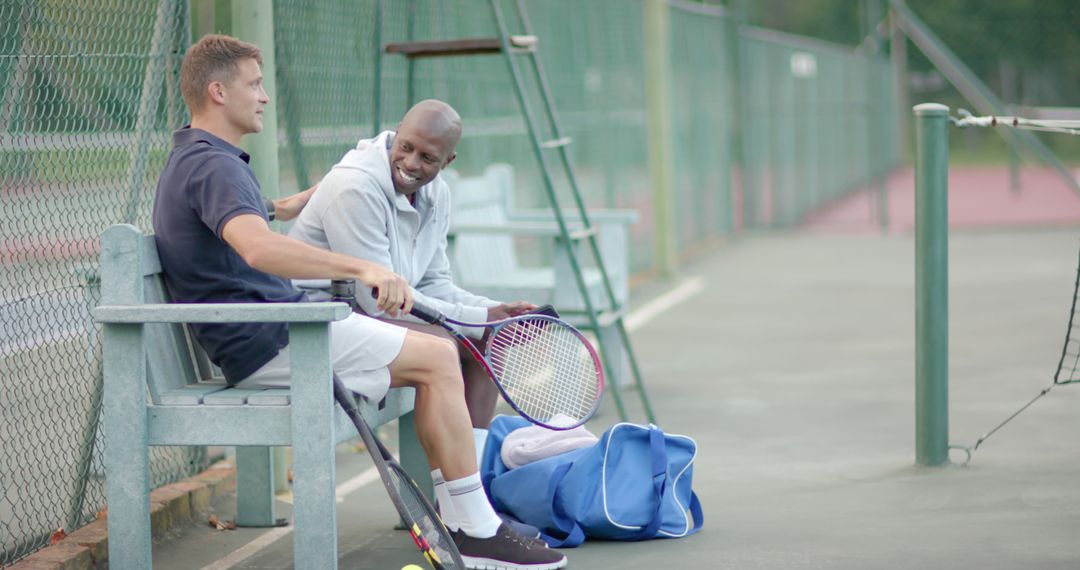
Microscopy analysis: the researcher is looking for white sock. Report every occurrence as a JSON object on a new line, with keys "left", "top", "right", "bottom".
{"left": 430, "top": 469, "right": 460, "bottom": 531}
{"left": 446, "top": 472, "right": 501, "bottom": 538}
{"left": 472, "top": 428, "right": 488, "bottom": 468}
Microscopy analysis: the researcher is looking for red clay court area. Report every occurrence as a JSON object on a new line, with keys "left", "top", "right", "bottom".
{"left": 802, "top": 166, "right": 1080, "bottom": 233}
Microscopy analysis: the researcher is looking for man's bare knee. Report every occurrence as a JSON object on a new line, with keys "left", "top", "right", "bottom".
{"left": 389, "top": 330, "right": 461, "bottom": 389}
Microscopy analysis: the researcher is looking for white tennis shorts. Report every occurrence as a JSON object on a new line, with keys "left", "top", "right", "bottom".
{"left": 236, "top": 313, "right": 408, "bottom": 401}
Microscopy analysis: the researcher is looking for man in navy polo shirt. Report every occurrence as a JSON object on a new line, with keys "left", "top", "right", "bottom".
{"left": 151, "top": 34, "right": 566, "bottom": 570}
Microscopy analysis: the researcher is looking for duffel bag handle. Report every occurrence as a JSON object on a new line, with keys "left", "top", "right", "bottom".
{"left": 541, "top": 463, "right": 587, "bottom": 547}
{"left": 624, "top": 426, "right": 669, "bottom": 541}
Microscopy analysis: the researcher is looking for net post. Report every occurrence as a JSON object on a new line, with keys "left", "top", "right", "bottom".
{"left": 913, "top": 102, "right": 950, "bottom": 467}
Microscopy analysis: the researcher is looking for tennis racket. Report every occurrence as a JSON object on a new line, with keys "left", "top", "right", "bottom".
{"left": 348, "top": 281, "right": 603, "bottom": 430}
{"left": 331, "top": 374, "right": 464, "bottom": 570}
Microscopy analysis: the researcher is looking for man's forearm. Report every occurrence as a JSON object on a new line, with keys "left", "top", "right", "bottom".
{"left": 244, "top": 231, "right": 370, "bottom": 280}
{"left": 221, "top": 213, "right": 411, "bottom": 315}
{"left": 271, "top": 183, "right": 318, "bottom": 222}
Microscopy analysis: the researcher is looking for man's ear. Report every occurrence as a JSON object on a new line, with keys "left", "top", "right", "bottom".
{"left": 442, "top": 152, "right": 457, "bottom": 169}
{"left": 207, "top": 81, "right": 227, "bottom": 105}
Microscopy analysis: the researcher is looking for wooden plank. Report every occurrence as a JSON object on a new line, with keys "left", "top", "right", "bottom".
{"left": 202, "top": 388, "right": 267, "bottom": 405}
{"left": 93, "top": 302, "right": 350, "bottom": 324}
{"left": 247, "top": 389, "right": 291, "bottom": 406}
{"left": 147, "top": 404, "right": 408, "bottom": 446}
{"left": 158, "top": 384, "right": 229, "bottom": 405}
{"left": 148, "top": 406, "right": 293, "bottom": 445}
{"left": 449, "top": 221, "right": 597, "bottom": 239}
{"left": 385, "top": 37, "right": 502, "bottom": 58}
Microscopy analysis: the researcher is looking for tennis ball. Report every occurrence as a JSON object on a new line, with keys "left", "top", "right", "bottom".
{"left": 401, "top": 565, "right": 425, "bottom": 570}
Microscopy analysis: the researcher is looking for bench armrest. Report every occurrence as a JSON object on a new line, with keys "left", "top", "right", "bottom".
{"left": 508, "top": 208, "right": 640, "bottom": 226}
{"left": 449, "top": 221, "right": 598, "bottom": 240}
{"left": 93, "top": 302, "right": 351, "bottom": 324}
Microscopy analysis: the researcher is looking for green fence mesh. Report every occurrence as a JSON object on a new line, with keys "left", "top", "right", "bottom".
{"left": 0, "top": 1, "right": 207, "bottom": 563}
{"left": 740, "top": 26, "right": 899, "bottom": 229}
{"left": 1, "top": 0, "right": 899, "bottom": 562}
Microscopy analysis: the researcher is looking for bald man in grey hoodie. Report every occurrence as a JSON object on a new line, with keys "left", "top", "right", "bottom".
{"left": 288, "top": 100, "right": 548, "bottom": 541}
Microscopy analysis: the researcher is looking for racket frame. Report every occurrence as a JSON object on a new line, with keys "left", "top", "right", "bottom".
{"left": 426, "top": 311, "right": 604, "bottom": 431}
{"left": 331, "top": 376, "right": 463, "bottom": 570}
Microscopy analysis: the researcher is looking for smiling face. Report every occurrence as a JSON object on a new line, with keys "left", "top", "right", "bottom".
{"left": 388, "top": 101, "right": 461, "bottom": 195}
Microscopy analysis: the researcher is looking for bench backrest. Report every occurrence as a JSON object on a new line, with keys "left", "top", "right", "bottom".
{"left": 444, "top": 163, "right": 521, "bottom": 280}
{"left": 100, "top": 224, "right": 204, "bottom": 403}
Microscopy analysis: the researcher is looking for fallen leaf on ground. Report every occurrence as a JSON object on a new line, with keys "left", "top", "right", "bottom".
{"left": 208, "top": 514, "right": 236, "bottom": 531}
{"left": 48, "top": 528, "right": 67, "bottom": 545}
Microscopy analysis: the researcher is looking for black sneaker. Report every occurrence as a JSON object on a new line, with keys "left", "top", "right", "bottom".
{"left": 436, "top": 498, "right": 546, "bottom": 546}
{"left": 498, "top": 512, "right": 543, "bottom": 542}
{"left": 453, "top": 523, "right": 567, "bottom": 570}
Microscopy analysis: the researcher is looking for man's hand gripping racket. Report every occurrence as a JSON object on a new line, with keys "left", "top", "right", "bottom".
{"left": 357, "top": 282, "right": 604, "bottom": 430}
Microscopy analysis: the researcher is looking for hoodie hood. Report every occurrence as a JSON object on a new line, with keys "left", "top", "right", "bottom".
{"left": 330, "top": 130, "right": 412, "bottom": 210}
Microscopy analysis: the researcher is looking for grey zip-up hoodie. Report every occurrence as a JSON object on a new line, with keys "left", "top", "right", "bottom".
{"left": 289, "top": 131, "right": 497, "bottom": 335}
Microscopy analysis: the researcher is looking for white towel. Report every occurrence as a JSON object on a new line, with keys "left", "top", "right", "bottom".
{"left": 501, "top": 416, "right": 599, "bottom": 469}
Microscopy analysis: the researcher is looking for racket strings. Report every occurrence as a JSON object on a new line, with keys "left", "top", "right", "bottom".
{"left": 487, "top": 318, "right": 602, "bottom": 424}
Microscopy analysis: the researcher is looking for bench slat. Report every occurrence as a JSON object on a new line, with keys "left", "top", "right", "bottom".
{"left": 147, "top": 392, "right": 415, "bottom": 446}
{"left": 201, "top": 388, "right": 267, "bottom": 405}
{"left": 158, "top": 384, "right": 229, "bottom": 405}
{"left": 247, "top": 390, "right": 292, "bottom": 406}
{"left": 149, "top": 406, "right": 294, "bottom": 445}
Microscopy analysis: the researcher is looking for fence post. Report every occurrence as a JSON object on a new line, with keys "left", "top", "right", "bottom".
{"left": 231, "top": 0, "right": 280, "bottom": 203}
{"left": 913, "top": 102, "right": 950, "bottom": 466}
{"left": 230, "top": 0, "right": 292, "bottom": 491}
{"left": 643, "top": 0, "right": 677, "bottom": 278}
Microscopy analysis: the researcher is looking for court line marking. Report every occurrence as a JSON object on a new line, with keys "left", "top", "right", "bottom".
{"left": 198, "top": 526, "right": 294, "bottom": 570}
{"left": 199, "top": 459, "right": 385, "bottom": 570}
{"left": 624, "top": 276, "right": 705, "bottom": 332}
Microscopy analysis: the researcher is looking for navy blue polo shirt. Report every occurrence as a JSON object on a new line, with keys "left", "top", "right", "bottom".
{"left": 152, "top": 127, "right": 305, "bottom": 383}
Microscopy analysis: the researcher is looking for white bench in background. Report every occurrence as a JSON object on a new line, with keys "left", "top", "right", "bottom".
{"left": 444, "top": 163, "right": 639, "bottom": 385}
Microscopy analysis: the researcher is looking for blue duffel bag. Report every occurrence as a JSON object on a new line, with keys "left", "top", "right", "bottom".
{"left": 481, "top": 415, "right": 704, "bottom": 547}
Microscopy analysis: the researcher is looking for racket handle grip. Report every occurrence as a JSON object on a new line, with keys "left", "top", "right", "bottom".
{"left": 369, "top": 287, "right": 444, "bottom": 325}
{"left": 408, "top": 302, "right": 443, "bottom": 325}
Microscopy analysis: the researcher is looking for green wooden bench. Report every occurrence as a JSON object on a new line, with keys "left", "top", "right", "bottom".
{"left": 92, "top": 224, "right": 425, "bottom": 569}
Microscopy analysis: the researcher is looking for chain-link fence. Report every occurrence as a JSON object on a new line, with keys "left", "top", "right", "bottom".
{"left": 0, "top": 1, "right": 211, "bottom": 564}
{"left": 1, "top": 0, "right": 900, "bottom": 563}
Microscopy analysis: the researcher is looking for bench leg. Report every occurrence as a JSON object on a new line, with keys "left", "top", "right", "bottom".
{"left": 289, "top": 322, "right": 338, "bottom": 569}
{"left": 103, "top": 324, "right": 152, "bottom": 569}
{"left": 236, "top": 446, "right": 282, "bottom": 527}
{"left": 597, "top": 323, "right": 628, "bottom": 389}
{"left": 398, "top": 411, "right": 433, "bottom": 501}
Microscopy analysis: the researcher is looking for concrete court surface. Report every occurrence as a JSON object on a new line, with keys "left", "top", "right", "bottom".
{"left": 154, "top": 227, "right": 1080, "bottom": 569}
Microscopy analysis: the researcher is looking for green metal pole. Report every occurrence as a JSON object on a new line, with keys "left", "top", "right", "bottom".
{"left": 643, "top": 0, "right": 677, "bottom": 278}
{"left": 889, "top": 8, "right": 909, "bottom": 164}
{"left": 865, "top": 0, "right": 889, "bottom": 232}
{"left": 372, "top": 0, "right": 384, "bottom": 134}
{"left": 231, "top": 1, "right": 288, "bottom": 490}
{"left": 913, "top": 102, "right": 949, "bottom": 467}
{"left": 231, "top": 0, "right": 280, "bottom": 203}
{"left": 728, "top": 0, "right": 754, "bottom": 233}
{"left": 122, "top": 0, "right": 176, "bottom": 224}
